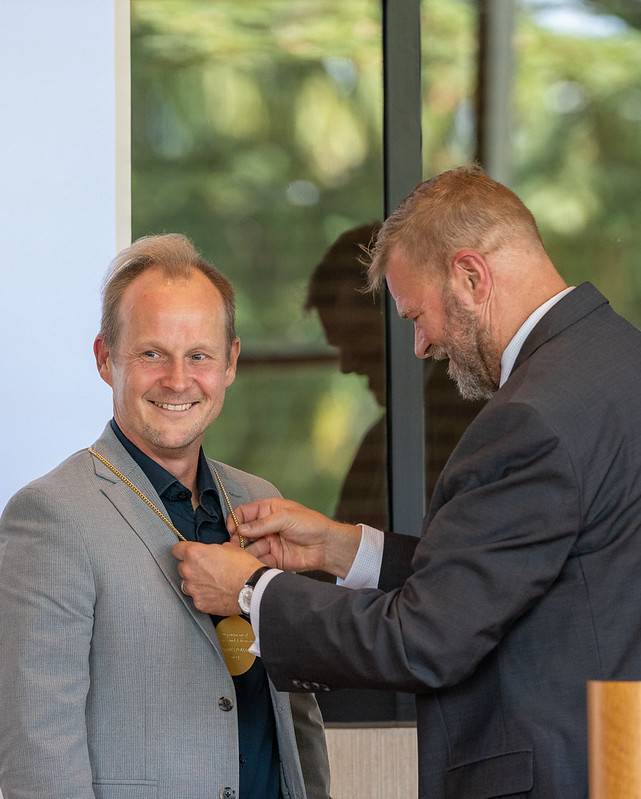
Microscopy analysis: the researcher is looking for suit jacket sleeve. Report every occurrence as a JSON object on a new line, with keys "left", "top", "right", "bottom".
{"left": 378, "top": 532, "right": 419, "bottom": 592}
{"left": 0, "top": 487, "right": 96, "bottom": 799}
{"left": 258, "top": 402, "right": 581, "bottom": 693}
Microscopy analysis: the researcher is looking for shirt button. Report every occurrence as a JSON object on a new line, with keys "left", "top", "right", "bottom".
{"left": 239, "top": 754, "right": 247, "bottom": 766}
{"left": 218, "top": 696, "right": 234, "bottom": 712}
{"left": 219, "top": 789, "right": 236, "bottom": 799}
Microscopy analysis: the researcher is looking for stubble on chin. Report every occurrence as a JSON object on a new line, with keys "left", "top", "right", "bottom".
{"left": 140, "top": 421, "right": 204, "bottom": 454}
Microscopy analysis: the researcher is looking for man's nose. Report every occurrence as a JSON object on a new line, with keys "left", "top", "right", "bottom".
{"left": 414, "top": 326, "right": 428, "bottom": 359}
{"left": 161, "top": 359, "right": 191, "bottom": 392}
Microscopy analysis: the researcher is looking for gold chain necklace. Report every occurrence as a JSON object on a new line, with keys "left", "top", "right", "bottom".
{"left": 88, "top": 447, "right": 246, "bottom": 548}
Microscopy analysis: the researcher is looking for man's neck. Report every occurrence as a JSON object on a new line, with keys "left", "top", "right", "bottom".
{"left": 496, "top": 275, "right": 569, "bottom": 357}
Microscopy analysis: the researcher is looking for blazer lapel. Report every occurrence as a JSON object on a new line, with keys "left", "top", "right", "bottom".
{"left": 512, "top": 282, "right": 609, "bottom": 374}
{"left": 205, "top": 458, "right": 246, "bottom": 524}
{"left": 89, "top": 424, "right": 223, "bottom": 655}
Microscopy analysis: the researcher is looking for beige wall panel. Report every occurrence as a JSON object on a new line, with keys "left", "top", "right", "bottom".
{"left": 325, "top": 726, "right": 418, "bottom": 798}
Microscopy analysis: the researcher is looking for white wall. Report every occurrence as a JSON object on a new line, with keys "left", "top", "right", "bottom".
{"left": 0, "top": 0, "right": 130, "bottom": 513}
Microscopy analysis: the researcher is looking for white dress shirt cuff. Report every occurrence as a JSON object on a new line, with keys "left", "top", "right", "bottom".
{"left": 248, "top": 525, "right": 384, "bottom": 655}
{"left": 249, "top": 568, "right": 282, "bottom": 656}
{"left": 337, "top": 524, "right": 384, "bottom": 589}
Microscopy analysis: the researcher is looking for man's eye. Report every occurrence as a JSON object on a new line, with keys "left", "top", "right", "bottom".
{"left": 191, "top": 353, "right": 207, "bottom": 361}
{"left": 143, "top": 351, "right": 159, "bottom": 359}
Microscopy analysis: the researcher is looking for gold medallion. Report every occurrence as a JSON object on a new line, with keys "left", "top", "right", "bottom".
{"left": 215, "top": 615, "right": 256, "bottom": 676}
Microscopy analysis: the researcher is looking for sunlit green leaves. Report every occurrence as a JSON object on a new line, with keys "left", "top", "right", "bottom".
{"left": 131, "top": 0, "right": 641, "bottom": 510}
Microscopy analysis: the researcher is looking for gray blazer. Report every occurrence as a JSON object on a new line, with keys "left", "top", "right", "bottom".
{"left": 258, "top": 283, "right": 641, "bottom": 798}
{"left": 0, "top": 424, "right": 329, "bottom": 799}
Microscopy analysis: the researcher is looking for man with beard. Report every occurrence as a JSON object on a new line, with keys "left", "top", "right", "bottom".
{"left": 173, "top": 166, "right": 641, "bottom": 797}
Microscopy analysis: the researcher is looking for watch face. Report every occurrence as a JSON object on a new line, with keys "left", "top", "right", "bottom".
{"left": 238, "top": 585, "right": 253, "bottom": 615}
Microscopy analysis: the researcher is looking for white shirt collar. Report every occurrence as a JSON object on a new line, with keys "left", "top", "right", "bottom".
{"left": 499, "top": 286, "right": 575, "bottom": 387}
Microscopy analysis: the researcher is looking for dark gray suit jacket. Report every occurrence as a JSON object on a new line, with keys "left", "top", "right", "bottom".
{"left": 259, "top": 283, "right": 641, "bottom": 798}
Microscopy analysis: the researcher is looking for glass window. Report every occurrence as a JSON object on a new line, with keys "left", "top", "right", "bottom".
{"left": 514, "top": 1, "right": 641, "bottom": 324}
{"left": 131, "top": 0, "right": 390, "bottom": 722}
{"left": 132, "top": 0, "right": 384, "bottom": 519}
{"left": 422, "top": 0, "right": 483, "bottom": 498}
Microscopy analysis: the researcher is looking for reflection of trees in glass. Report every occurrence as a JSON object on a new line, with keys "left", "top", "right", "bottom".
{"left": 514, "top": 1, "right": 641, "bottom": 324}
{"left": 131, "top": 1, "right": 480, "bottom": 513}
{"left": 422, "top": 0, "right": 477, "bottom": 174}
{"left": 131, "top": 0, "right": 386, "bottom": 513}
{"left": 132, "top": 0, "right": 383, "bottom": 351}
{"left": 132, "top": 0, "right": 641, "bottom": 512}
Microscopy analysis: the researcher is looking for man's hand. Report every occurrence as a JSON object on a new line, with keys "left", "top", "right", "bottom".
{"left": 227, "top": 498, "right": 362, "bottom": 579}
{"left": 172, "top": 541, "right": 262, "bottom": 616}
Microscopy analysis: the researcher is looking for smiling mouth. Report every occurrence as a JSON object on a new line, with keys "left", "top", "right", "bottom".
{"left": 149, "top": 401, "right": 197, "bottom": 412}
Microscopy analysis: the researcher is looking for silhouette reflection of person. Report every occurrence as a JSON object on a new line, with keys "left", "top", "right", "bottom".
{"left": 305, "top": 224, "right": 484, "bottom": 722}
{"left": 305, "top": 223, "right": 388, "bottom": 531}
{"left": 307, "top": 223, "right": 485, "bottom": 524}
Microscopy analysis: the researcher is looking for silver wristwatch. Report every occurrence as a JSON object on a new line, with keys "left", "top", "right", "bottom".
{"left": 238, "top": 566, "right": 271, "bottom": 615}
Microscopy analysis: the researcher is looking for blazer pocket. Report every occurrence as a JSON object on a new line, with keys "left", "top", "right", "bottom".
{"left": 445, "top": 749, "right": 533, "bottom": 799}
{"left": 93, "top": 781, "right": 157, "bottom": 799}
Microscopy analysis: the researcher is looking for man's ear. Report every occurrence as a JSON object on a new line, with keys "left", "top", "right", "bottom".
{"left": 449, "top": 249, "right": 492, "bottom": 305}
{"left": 224, "top": 337, "right": 241, "bottom": 387}
{"left": 94, "top": 336, "right": 113, "bottom": 387}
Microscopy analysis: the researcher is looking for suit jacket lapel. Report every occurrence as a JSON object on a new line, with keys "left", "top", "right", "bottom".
{"left": 205, "top": 458, "right": 245, "bottom": 523}
{"left": 511, "top": 282, "right": 609, "bottom": 375}
{"left": 89, "top": 424, "right": 223, "bottom": 655}
{"left": 203, "top": 458, "right": 292, "bottom": 704}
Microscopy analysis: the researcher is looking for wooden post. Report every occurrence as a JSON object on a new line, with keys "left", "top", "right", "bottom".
{"left": 588, "top": 680, "right": 641, "bottom": 798}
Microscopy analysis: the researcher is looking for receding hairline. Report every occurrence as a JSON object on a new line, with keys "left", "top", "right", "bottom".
{"left": 111, "top": 266, "right": 233, "bottom": 355}
{"left": 99, "top": 233, "right": 237, "bottom": 355}
{"left": 116, "top": 262, "right": 228, "bottom": 306}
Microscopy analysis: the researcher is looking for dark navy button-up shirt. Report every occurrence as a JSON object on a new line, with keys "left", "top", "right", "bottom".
{"left": 111, "top": 420, "right": 280, "bottom": 799}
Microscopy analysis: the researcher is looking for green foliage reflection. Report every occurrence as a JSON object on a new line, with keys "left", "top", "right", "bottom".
{"left": 131, "top": 0, "right": 385, "bottom": 512}
{"left": 132, "top": 0, "right": 641, "bottom": 512}
{"left": 514, "top": 1, "right": 641, "bottom": 324}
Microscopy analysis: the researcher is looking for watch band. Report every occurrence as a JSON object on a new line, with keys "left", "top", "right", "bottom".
{"left": 238, "top": 566, "right": 272, "bottom": 617}
{"left": 245, "top": 565, "right": 271, "bottom": 589}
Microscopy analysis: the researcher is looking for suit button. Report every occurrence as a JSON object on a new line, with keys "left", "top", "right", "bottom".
{"left": 311, "top": 682, "right": 320, "bottom": 690}
{"left": 301, "top": 681, "right": 312, "bottom": 690}
{"left": 218, "top": 697, "right": 234, "bottom": 712}
{"left": 292, "top": 679, "right": 302, "bottom": 688}
{"left": 219, "top": 789, "right": 236, "bottom": 799}
{"left": 321, "top": 684, "right": 330, "bottom": 692}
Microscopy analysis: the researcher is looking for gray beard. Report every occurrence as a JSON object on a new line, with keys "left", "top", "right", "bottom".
{"left": 447, "top": 353, "right": 497, "bottom": 401}
{"left": 433, "top": 290, "right": 501, "bottom": 401}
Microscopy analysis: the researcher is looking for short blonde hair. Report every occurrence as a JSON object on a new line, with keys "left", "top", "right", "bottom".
{"left": 100, "top": 233, "right": 236, "bottom": 354}
{"left": 368, "top": 165, "right": 544, "bottom": 290}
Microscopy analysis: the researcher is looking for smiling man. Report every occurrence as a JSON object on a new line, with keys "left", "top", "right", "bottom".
{"left": 173, "top": 167, "right": 641, "bottom": 798}
{"left": 0, "top": 234, "right": 329, "bottom": 799}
